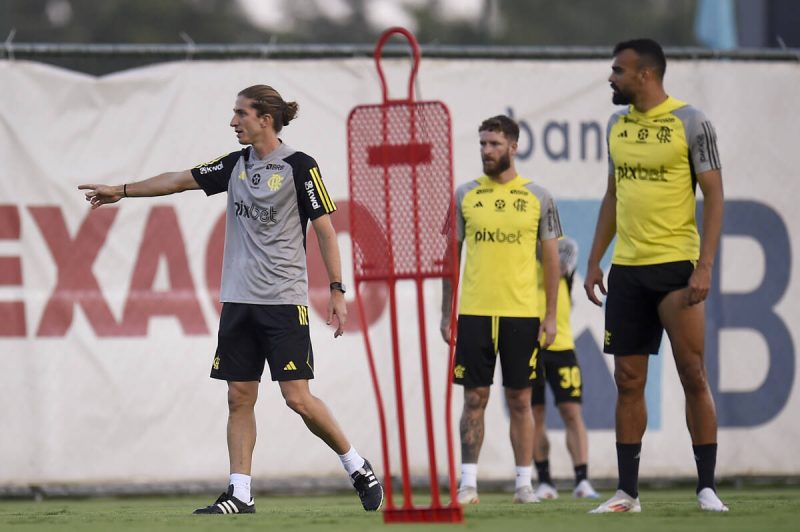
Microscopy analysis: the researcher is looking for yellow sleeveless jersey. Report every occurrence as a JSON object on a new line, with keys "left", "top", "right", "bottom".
{"left": 456, "top": 175, "right": 562, "bottom": 317}
{"left": 607, "top": 96, "right": 721, "bottom": 265}
{"left": 537, "top": 237, "right": 577, "bottom": 351}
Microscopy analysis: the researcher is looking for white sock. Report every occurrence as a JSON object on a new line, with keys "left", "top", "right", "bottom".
{"left": 229, "top": 473, "right": 251, "bottom": 502}
{"left": 338, "top": 446, "right": 365, "bottom": 476}
{"left": 515, "top": 466, "right": 533, "bottom": 489}
{"left": 460, "top": 463, "right": 478, "bottom": 489}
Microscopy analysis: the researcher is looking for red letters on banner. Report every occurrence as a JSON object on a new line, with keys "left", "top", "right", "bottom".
{"left": 120, "top": 206, "right": 208, "bottom": 335}
{"left": 30, "top": 206, "right": 121, "bottom": 337}
{"left": 0, "top": 206, "right": 25, "bottom": 336}
{"left": 0, "top": 201, "right": 388, "bottom": 337}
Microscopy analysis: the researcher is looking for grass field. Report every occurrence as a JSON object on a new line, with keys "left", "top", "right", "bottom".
{"left": 1, "top": 486, "right": 797, "bottom": 532}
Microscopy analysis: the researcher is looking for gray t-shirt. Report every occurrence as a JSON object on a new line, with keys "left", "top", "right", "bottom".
{"left": 192, "top": 143, "right": 336, "bottom": 305}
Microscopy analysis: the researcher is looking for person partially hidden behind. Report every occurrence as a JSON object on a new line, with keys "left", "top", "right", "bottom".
{"left": 531, "top": 236, "right": 600, "bottom": 502}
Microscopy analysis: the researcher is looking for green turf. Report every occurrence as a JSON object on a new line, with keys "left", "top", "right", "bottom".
{"left": 0, "top": 487, "right": 797, "bottom": 532}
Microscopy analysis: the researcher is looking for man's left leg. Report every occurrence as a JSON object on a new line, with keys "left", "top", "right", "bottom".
{"left": 279, "top": 379, "right": 383, "bottom": 511}
{"left": 506, "top": 386, "right": 538, "bottom": 503}
{"left": 659, "top": 289, "right": 728, "bottom": 512}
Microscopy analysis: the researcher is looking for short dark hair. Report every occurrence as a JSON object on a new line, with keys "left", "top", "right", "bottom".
{"left": 613, "top": 38, "right": 667, "bottom": 80}
{"left": 478, "top": 115, "right": 519, "bottom": 142}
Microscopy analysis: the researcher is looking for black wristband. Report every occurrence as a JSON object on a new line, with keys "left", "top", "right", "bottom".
{"left": 123, "top": 184, "right": 128, "bottom": 197}
{"left": 330, "top": 282, "right": 346, "bottom": 294}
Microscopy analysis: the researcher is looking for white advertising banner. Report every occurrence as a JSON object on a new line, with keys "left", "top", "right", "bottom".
{"left": 0, "top": 57, "right": 797, "bottom": 486}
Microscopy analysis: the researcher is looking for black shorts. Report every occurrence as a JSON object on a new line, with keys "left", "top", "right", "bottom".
{"left": 604, "top": 261, "right": 694, "bottom": 355}
{"left": 211, "top": 303, "right": 314, "bottom": 382}
{"left": 453, "top": 315, "right": 540, "bottom": 389}
{"left": 531, "top": 349, "right": 582, "bottom": 405}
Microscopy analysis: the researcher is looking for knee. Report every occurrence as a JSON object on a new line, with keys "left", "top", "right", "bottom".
{"left": 228, "top": 384, "right": 257, "bottom": 412}
{"left": 284, "top": 396, "right": 308, "bottom": 416}
{"left": 463, "top": 388, "right": 489, "bottom": 413}
{"left": 677, "top": 361, "right": 709, "bottom": 394}
{"left": 614, "top": 366, "right": 646, "bottom": 398}
{"left": 558, "top": 404, "right": 582, "bottom": 425}
{"left": 282, "top": 390, "right": 312, "bottom": 417}
{"left": 505, "top": 388, "right": 532, "bottom": 416}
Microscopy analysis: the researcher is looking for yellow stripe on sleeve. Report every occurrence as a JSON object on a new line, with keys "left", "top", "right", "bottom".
{"left": 193, "top": 153, "right": 227, "bottom": 169}
{"left": 310, "top": 167, "right": 336, "bottom": 213}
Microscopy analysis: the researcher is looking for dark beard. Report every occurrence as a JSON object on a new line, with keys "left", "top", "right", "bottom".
{"left": 612, "top": 89, "right": 631, "bottom": 105}
{"left": 483, "top": 152, "right": 511, "bottom": 177}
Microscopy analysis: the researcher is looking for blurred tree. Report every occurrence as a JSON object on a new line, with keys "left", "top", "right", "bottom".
{"left": 491, "top": 0, "right": 699, "bottom": 46}
{"left": 1, "top": 0, "right": 270, "bottom": 73}
{"left": 278, "top": 0, "right": 378, "bottom": 43}
{"left": 0, "top": 0, "right": 704, "bottom": 48}
{"left": 409, "top": 1, "right": 491, "bottom": 45}
{"left": 1, "top": 0, "right": 265, "bottom": 43}
{"left": 0, "top": 0, "right": 706, "bottom": 74}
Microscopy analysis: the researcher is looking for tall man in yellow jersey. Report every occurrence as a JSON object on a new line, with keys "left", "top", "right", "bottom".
{"left": 584, "top": 39, "right": 727, "bottom": 513}
{"left": 441, "top": 115, "right": 562, "bottom": 505}
{"left": 531, "top": 237, "right": 599, "bottom": 501}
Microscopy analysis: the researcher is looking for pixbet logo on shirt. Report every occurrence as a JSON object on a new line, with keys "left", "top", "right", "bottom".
{"left": 616, "top": 162, "right": 667, "bottom": 183}
{"left": 234, "top": 201, "right": 277, "bottom": 224}
{"left": 474, "top": 227, "right": 522, "bottom": 244}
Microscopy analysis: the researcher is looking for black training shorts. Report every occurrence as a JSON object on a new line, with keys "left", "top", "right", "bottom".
{"left": 531, "top": 349, "right": 583, "bottom": 405}
{"left": 604, "top": 261, "right": 694, "bottom": 355}
{"left": 453, "top": 315, "right": 540, "bottom": 389}
{"left": 210, "top": 302, "right": 314, "bottom": 382}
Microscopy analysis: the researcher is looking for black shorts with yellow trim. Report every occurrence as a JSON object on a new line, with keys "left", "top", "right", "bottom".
{"left": 531, "top": 349, "right": 582, "bottom": 405}
{"left": 453, "top": 315, "right": 540, "bottom": 389}
{"left": 604, "top": 260, "right": 694, "bottom": 355}
{"left": 211, "top": 302, "right": 314, "bottom": 382}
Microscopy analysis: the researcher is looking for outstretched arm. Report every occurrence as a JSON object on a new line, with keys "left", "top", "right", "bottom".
{"left": 584, "top": 173, "right": 617, "bottom": 306}
{"left": 311, "top": 214, "right": 347, "bottom": 338}
{"left": 79, "top": 170, "right": 200, "bottom": 209}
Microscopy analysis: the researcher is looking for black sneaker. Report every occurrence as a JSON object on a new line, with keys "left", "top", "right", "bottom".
{"left": 193, "top": 484, "right": 255, "bottom": 514}
{"left": 351, "top": 459, "right": 384, "bottom": 511}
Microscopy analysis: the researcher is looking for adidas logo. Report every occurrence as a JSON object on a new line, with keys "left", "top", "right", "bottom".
{"left": 215, "top": 499, "right": 249, "bottom": 514}
{"left": 473, "top": 201, "right": 483, "bottom": 208}
{"left": 617, "top": 130, "right": 628, "bottom": 138}
{"left": 284, "top": 361, "right": 297, "bottom": 371}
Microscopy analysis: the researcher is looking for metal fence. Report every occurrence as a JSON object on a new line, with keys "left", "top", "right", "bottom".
{"left": 2, "top": 41, "right": 798, "bottom": 75}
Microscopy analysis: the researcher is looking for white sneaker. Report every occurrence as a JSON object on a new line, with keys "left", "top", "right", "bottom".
{"left": 589, "top": 489, "right": 641, "bottom": 513}
{"left": 457, "top": 486, "right": 479, "bottom": 505}
{"left": 572, "top": 479, "right": 600, "bottom": 499}
{"left": 697, "top": 487, "right": 729, "bottom": 512}
{"left": 512, "top": 485, "right": 540, "bottom": 504}
{"left": 534, "top": 482, "right": 559, "bottom": 500}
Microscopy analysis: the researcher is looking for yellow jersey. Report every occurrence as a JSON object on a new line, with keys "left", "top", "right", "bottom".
{"left": 456, "top": 175, "right": 562, "bottom": 317}
{"left": 606, "top": 96, "right": 721, "bottom": 265}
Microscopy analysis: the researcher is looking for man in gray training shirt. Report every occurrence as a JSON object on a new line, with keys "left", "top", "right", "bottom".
{"left": 80, "top": 84, "right": 383, "bottom": 515}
